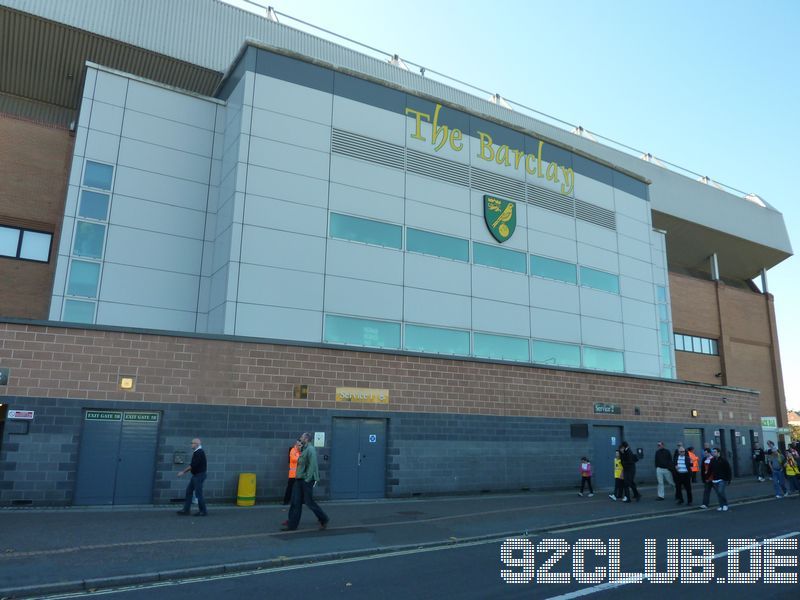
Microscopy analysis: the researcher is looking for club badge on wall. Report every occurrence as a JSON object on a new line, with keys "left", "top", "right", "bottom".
{"left": 484, "top": 195, "right": 516, "bottom": 243}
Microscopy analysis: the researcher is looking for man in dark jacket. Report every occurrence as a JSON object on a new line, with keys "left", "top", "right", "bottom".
{"left": 709, "top": 447, "right": 732, "bottom": 512}
{"left": 177, "top": 438, "right": 208, "bottom": 516}
{"left": 620, "top": 442, "right": 641, "bottom": 502}
{"left": 752, "top": 443, "right": 766, "bottom": 481}
{"left": 654, "top": 441, "right": 675, "bottom": 500}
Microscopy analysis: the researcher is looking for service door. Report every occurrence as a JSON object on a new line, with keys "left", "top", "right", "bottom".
{"left": 591, "top": 425, "right": 622, "bottom": 489}
{"left": 74, "top": 410, "right": 160, "bottom": 505}
{"left": 331, "top": 418, "right": 387, "bottom": 500}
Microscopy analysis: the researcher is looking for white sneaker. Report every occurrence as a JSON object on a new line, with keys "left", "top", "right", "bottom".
{"left": 578, "top": 492, "right": 583, "bottom": 497}
{"left": 717, "top": 507, "right": 723, "bottom": 511}
{"left": 622, "top": 497, "right": 630, "bottom": 502}
{"left": 758, "top": 477, "right": 765, "bottom": 482}
{"left": 609, "top": 494, "right": 616, "bottom": 501}
{"left": 700, "top": 505, "right": 708, "bottom": 509}
{"left": 722, "top": 506, "right": 729, "bottom": 511}
{"left": 776, "top": 495, "right": 783, "bottom": 499}
{"left": 588, "top": 493, "right": 594, "bottom": 497}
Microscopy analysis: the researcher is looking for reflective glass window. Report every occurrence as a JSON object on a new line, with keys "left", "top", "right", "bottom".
{"left": 657, "top": 303, "right": 668, "bottom": 320}
{"left": 329, "top": 213, "right": 402, "bottom": 249}
{"left": 83, "top": 161, "right": 114, "bottom": 190}
{"left": 63, "top": 299, "right": 95, "bottom": 324}
{"left": 656, "top": 285, "right": 667, "bottom": 303}
{"left": 660, "top": 322, "right": 671, "bottom": 344}
{"left": 673, "top": 333, "right": 684, "bottom": 351}
{"left": 404, "top": 324, "right": 469, "bottom": 356}
{"left": 79, "top": 191, "right": 110, "bottom": 220}
{"left": 700, "top": 338, "right": 711, "bottom": 354}
{"left": 710, "top": 340, "right": 718, "bottom": 355}
{"left": 324, "top": 314, "right": 400, "bottom": 349}
{"left": 530, "top": 255, "right": 577, "bottom": 284}
{"left": 73, "top": 222, "right": 106, "bottom": 258}
{"left": 473, "top": 242, "right": 526, "bottom": 274}
{"left": 474, "top": 332, "right": 530, "bottom": 362}
{"left": 532, "top": 340, "right": 581, "bottom": 368}
{"left": 579, "top": 266, "right": 619, "bottom": 294}
{"left": 19, "top": 231, "right": 51, "bottom": 262}
{"left": 67, "top": 260, "right": 100, "bottom": 297}
{"left": 660, "top": 344, "right": 673, "bottom": 366}
{"left": 692, "top": 337, "right": 702, "bottom": 353}
{"left": 406, "top": 228, "right": 468, "bottom": 262}
{"left": 0, "top": 226, "right": 20, "bottom": 257}
{"left": 582, "top": 346, "right": 624, "bottom": 372}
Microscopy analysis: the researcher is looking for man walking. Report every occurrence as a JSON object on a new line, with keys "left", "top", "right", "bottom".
{"left": 619, "top": 442, "right": 641, "bottom": 502}
{"left": 699, "top": 448, "right": 714, "bottom": 508}
{"left": 674, "top": 445, "right": 693, "bottom": 505}
{"left": 765, "top": 440, "right": 787, "bottom": 498}
{"left": 709, "top": 447, "right": 732, "bottom": 511}
{"left": 282, "top": 432, "right": 329, "bottom": 531}
{"left": 654, "top": 441, "right": 675, "bottom": 501}
{"left": 177, "top": 438, "right": 207, "bottom": 516}
{"left": 752, "top": 443, "right": 766, "bottom": 482}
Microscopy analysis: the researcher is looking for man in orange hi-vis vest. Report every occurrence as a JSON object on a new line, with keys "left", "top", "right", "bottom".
{"left": 687, "top": 446, "right": 700, "bottom": 483}
{"left": 283, "top": 439, "right": 302, "bottom": 505}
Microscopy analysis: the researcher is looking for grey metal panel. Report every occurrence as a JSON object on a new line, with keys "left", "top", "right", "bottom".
{"left": 113, "top": 413, "right": 159, "bottom": 504}
{"left": 0, "top": 92, "right": 73, "bottom": 127}
{"left": 591, "top": 425, "right": 622, "bottom": 489}
{"left": 74, "top": 413, "right": 122, "bottom": 505}
{"left": 357, "top": 418, "right": 386, "bottom": 499}
{"left": 330, "top": 418, "right": 360, "bottom": 500}
{"left": 254, "top": 47, "right": 332, "bottom": 94}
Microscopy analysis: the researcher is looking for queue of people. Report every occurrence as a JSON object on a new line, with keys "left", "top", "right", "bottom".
{"left": 582, "top": 439, "right": 800, "bottom": 512}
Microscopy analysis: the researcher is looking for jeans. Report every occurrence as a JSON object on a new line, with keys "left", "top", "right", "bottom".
{"left": 182, "top": 472, "right": 207, "bottom": 514}
{"left": 771, "top": 469, "right": 787, "bottom": 496}
{"left": 712, "top": 480, "right": 728, "bottom": 507}
{"left": 656, "top": 467, "right": 675, "bottom": 498}
{"left": 702, "top": 481, "right": 713, "bottom": 506}
{"left": 287, "top": 479, "right": 328, "bottom": 530}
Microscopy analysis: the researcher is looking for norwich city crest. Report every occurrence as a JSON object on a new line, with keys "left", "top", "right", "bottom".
{"left": 484, "top": 195, "right": 516, "bottom": 243}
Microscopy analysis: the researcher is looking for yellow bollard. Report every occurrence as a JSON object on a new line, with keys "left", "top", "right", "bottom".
{"left": 236, "top": 472, "right": 256, "bottom": 506}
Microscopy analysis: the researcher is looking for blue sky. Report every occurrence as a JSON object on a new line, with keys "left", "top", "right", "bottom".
{"left": 225, "top": 0, "right": 799, "bottom": 410}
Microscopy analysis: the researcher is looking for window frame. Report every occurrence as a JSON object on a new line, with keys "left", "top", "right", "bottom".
{"left": 0, "top": 224, "right": 53, "bottom": 263}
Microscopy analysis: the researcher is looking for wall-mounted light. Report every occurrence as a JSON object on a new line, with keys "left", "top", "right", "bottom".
{"left": 119, "top": 376, "right": 135, "bottom": 391}
{"left": 721, "top": 397, "right": 728, "bottom": 404}
{"left": 691, "top": 409, "right": 699, "bottom": 418}
{"left": 714, "top": 372, "right": 722, "bottom": 378}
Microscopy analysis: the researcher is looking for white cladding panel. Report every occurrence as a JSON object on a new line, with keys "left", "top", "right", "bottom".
{"left": 51, "top": 63, "right": 673, "bottom": 378}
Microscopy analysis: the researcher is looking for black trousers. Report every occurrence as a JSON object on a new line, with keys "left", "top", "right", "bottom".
{"left": 613, "top": 478, "right": 624, "bottom": 498}
{"left": 286, "top": 479, "right": 328, "bottom": 530}
{"left": 622, "top": 469, "right": 640, "bottom": 500}
{"left": 282, "top": 478, "right": 295, "bottom": 505}
{"left": 580, "top": 477, "right": 593, "bottom": 493}
{"left": 675, "top": 471, "right": 693, "bottom": 503}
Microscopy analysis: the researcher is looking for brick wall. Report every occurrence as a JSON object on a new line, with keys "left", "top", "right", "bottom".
{"left": 669, "top": 272, "right": 786, "bottom": 421}
{"left": 0, "top": 115, "right": 73, "bottom": 319}
{"left": 0, "top": 321, "right": 759, "bottom": 425}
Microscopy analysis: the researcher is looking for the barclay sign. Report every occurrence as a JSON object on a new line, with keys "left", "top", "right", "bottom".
{"left": 405, "top": 103, "right": 575, "bottom": 196}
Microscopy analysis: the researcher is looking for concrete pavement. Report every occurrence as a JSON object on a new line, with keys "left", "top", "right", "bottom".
{"left": 0, "top": 478, "right": 792, "bottom": 598}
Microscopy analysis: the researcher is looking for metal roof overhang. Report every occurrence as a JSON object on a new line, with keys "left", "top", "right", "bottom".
{"left": 0, "top": 5, "right": 221, "bottom": 122}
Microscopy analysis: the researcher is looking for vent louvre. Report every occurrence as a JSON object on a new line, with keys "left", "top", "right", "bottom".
{"left": 575, "top": 199, "right": 616, "bottom": 230}
{"left": 527, "top": 185, "right": 575, "bottom": 217}
{"left": 470, "top": 167, "right": 525, "bottom": 203}
{"left": 406, "top": 148, "right": 470, "bottom": 187}
{"left": 331, "top": 128, "right": 404, "bottom": 170}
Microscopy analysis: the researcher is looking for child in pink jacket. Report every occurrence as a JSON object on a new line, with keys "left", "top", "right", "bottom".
{"left": 579, "top": 456, "right": 594, "bottom": 497}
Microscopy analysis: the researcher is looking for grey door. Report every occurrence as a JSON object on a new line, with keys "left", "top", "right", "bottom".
{"left": 591, "top": 425, "right": 622, "bottom": 489}
{"left": 74, "top": 410, "right": 160, "bottom": 505}
{"left": 729, "top": 430, "right": 740, "bottom": 478}
{"left": 331, "top": 418, "right": 387, "bottom": 499}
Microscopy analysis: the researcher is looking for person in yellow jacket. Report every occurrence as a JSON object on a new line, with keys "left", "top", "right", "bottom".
{"left": 608, "top": 450, "right": 624, "bottom": 501}
{"left": 784, "top": 451, "right": 800, "bottom": 495}
{"left": 282, "top": 438, "right": 302, "bottom": 505}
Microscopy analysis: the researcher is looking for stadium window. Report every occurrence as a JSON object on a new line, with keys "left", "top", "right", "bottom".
{"left": 329, "top": 213, "right": 402, "bottom": 249}
{"left": 530, "top": 255, "right": 577, "bottom": 284}
{"left": 0, "top": 225, "right": 52, "bottom": 263}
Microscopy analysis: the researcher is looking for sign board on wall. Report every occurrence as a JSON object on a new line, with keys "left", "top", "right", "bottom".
{"left": 335, "top": 388, "right": 389, "bottom": 404}
{"left": 593, "top": 403, "right": 621, "bottom": 415}
{"left": 7, "top": 410, "right": 34, "bottom": 420}
{"left": 761, "top": 416, "right": 778, "bottom": 428}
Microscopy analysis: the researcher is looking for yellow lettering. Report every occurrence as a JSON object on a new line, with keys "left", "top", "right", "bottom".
{"left": 525, "top": 153, "right": 537, "bottom": 175}
{"left": 404, "top": 107, "right": 430, "bottom": 141}
{"left": 477, "top": 131, "right": 494, "bottom": 161}
{"left": 546, "top": 161, "right": 559, "bottom": 182}
{"left": 537, "top": 140, "right": 544, "bottom": 178}
{"left": 450, "top": 128, "right": 463, "bottom": 151}
{"left": 432, "top": 104, "right": 448, "bottom": 151}
{"left": 496, "top": 145, "right": 511, "bottom": 166}
{"left": 512, "top": 149, "right": 525, "bottom": 170}
{"left": 560, "top": 167, "right": 574, "bottom": 195}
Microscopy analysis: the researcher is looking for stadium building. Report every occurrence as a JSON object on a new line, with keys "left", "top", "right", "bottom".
{"left": 0, "top": 0, "right": 792, "bottom": 505}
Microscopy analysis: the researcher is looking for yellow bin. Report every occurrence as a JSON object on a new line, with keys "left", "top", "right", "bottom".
{"left": 236, "top": 472, "right": 256, "bottom": 506}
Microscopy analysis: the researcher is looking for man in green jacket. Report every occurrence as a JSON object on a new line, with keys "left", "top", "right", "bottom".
{"left": 282, "top": 432, "right": 329, "bottom": 531}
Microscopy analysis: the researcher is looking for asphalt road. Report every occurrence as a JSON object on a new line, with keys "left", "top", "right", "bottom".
{"left": 29, "top": 497, "right": 799, "bottom": 600}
